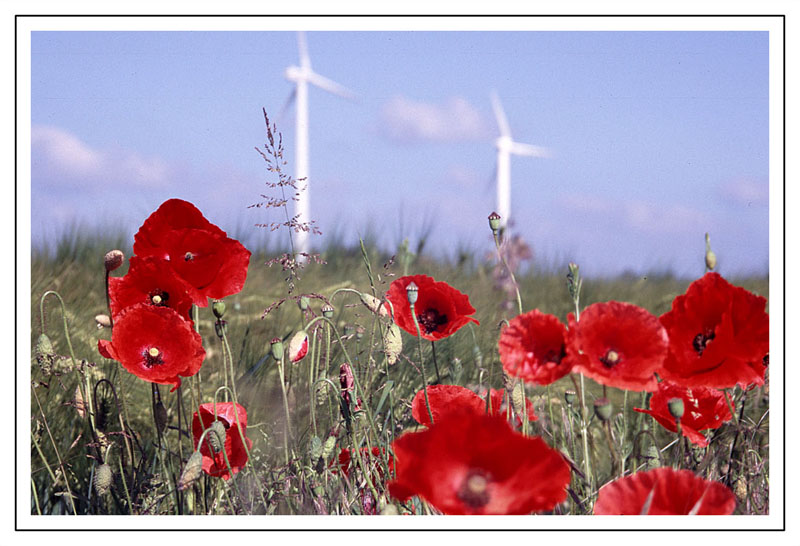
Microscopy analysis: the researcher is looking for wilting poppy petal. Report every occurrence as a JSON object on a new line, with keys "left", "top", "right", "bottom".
{"left": 388, "top": 410, "right": 569, "bottom": 515}
{"left": 594, "top": 467, "right": 736, "bottom": 515}
{"left": 386, "top": 275, "right": 479, "bottom": 342}
{"left": 108, "top": 255, "right": 194, "bottom": 321}
{"left": 97, "top": 304, "right": 205, "bottom": 391}
{"left": 634, "top": 382, "right": 732, "bottom": 447}
{"left": 133, "top": 199, "right": 251, "bottom": 306}
{"left": 192, "top": 402, "right": 253, "bottom": 480}
{"left": 499, "top": 310, "right": 572, "bottom": 385}
{"left": 567, "top": 301, "right": 668, "bottom": 392}
{"left": 659, "top": 273, "right": 769, "bottom": 389}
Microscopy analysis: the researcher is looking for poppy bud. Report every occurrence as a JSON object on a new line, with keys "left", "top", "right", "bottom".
{"left": 734, "top": 476, "right": 748, "bottom": 502}
{"left": 383, "top": 323, "right": 402, "bottom": 365}
{"left": 154, "top": 399, "right": 168, "bottom": 436}
{"left": 74, "top": 386, "right": 86, "bottom": 419}
{"left": 321, "top": 434, "right": 337, "bottom": 462}
{"left": 704, "top": 233, "right": 717, "bottom": 271}
{"left": 207, "top": 420, "right": 226, "bottom": 453}
{"left": 104, "top": 249, "right": 124, "bottom": 272}
{"left": 309, "top": 435, "right": 323, "bottom": 461}
{"left": 360, "top": 292, "right": 388, "bottom": 316}
{"left": 405, "top": 281, "right": 419, "bottom": 305}
{"left": 35, "top": 333, "right": 55, "bottom": 375}
{"left": 340, "top": 363, "right": 355, "bottom": 395}
{"left": 511, "top": 381, "right": 526, "bottom": 416}
{"left": 488, "top": 211, "right": 502, "bottom": 232}
{"left": 322, "top": 304, "right": 334, "bottom": 319}
{"left": 178, "top": 451, "right": 204, "bottom": 491}
{"left": 593, "top": 397, "right": 613, "bottom": 422}
{"left": 270, "top": 337, "right": 284, "bottom": 360}
{"left": 95, "top": 314, "right": 111, "bottom": 329}
{"left": 214, "top": 320, "right": 228, "bottom": 338}
{"left": 667, "top": 397, "right": 685, "bottom": 421}
{"left": 564, "top": 390, "right": 578, "bottom": 406}
{"left": 93, "top": 463, "right": 113, "bottom": 496}
{"left": 298, "top": 296, "right": 310, "bottom": 311}
{"left": 212, "top": 300, "right": 226, "bottom": 319}
{"left": 288, "top": 330, "right": 309, "bottom": 363}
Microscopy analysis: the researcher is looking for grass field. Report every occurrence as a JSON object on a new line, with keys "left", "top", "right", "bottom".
{"left": 29, "top": 230, "right": 770, "bottom": 517}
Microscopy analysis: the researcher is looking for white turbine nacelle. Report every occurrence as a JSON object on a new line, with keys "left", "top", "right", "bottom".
{"left": 490, "top": 90, "right": 549, "bottom": 232}
{"left": 281, "top": 32, "right": 355, "bottom": 257}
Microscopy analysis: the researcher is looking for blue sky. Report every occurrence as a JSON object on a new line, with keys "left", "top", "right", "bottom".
{"left": 30, "top": 30, "right": 769, "bottom": 277}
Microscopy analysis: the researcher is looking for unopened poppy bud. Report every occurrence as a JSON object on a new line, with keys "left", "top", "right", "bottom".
{"left": 93, "top": 463, "right": 113, "bottom": 496}
{"left": 667, "top": 397, "right": 685, "bottom": 421}
{"left": 270, "top": 337, "right": 284, "bottom": 360}
{"left": 207, "top": 420, "right": 226, "bottom": 453}
{"left": 298, "top": 296, "right": 310, "bottom": 311}
{"left": 321, "top": 434, "right": 337, "bottom": 461}
{"left": 405, "top": 282, "right": 419, "bottom": 305}
{"left": 383, "top": 323, "right": 402, "bottom": 365}
{"left": 488, "top": 211, "right": 502, "bottom": 232}
{"left": 95, "top": 314, "right": 111, "bottom": 329}
{"left": 309, "top": 435, "right": 323, "bottom": 461}
{"left": 214, "top": 320, "right": 228, "bottom": 338}
{"left": 212, "top": 301, "right": 226, "bottom": 319}
{"left": 288, "top": 330, "right": 309, "bottom": 363}
{"left": 322, "top": 304, "right": 334, "bottom": 319}
{"left": 104, "top": 249, "right": 124, "bottom": 272}
{"left": 705, "top": 249, "right": 717, "bottom": 271}
{"left": 593, "top": 397, "right": 613, "bottom": 422}
{"left": 154, "top": 400, "right": 168, "bottom": 436}
{"left": 339, "top": 363, "right": 355, "bottom": 393}
{"left": 564, "top": 390, "right": 578, "bottom": 406}
{"left": 511, "top": 381, "right": 526, "bottom": 416}
{"left": 35, "top": 333, "right": 55, "bottom": 375}
{"left": 178, "top": 451, "right": 204, "bottom": 491}
{"left": 360, "top": 292, "right": 388, "bottom": 316}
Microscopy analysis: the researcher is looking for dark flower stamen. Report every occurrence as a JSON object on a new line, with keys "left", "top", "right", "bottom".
{"left": 457, "top": 469, "right": 491, "bottom": 509}
{"left": 544, "top": 345, "right": 567, "bottom": 365}
{"left": 148, "top": 289, "right": 170, "bottom": 307}
{"left": 417, "top": 308, "right": 448, "bottom": 334}
{"left": 143, "top": 347, "right": 165, "bottom": 368}
{"left": 692, "top": 330, "right": 716, "bottom": 356}
{"left": 599, "top": 349, "right": 620, "bottom": 368}
{"left": 184, "top": 251, "right": 195, "bottom": 261}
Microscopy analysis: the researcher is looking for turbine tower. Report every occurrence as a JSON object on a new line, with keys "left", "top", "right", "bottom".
{"left": 491, "top": 90, "right": 549, "bottom": 232}
{"left": 283, "top": 31, "right": 355, "bottom": 256}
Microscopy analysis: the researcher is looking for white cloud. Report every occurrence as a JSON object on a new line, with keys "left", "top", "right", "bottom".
{"left": 378, "top": 95, "right": 489, "bottom": 144}
{"left": 32, "top": 125, "right": 172, "bottom": 189}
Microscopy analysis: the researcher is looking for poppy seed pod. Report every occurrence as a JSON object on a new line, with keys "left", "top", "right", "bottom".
{"left": 322, "top": 304, "right": 334, "bottom": 319}
{"left": 564, "top": 390, "right": 578, "bottom": 406}
{"left": 178, "top": 451, "right": 204, "bottom": 491}
{"left": 104, "top": 249, "right": 124, "bottom": 272}
{"left": 593, "top": 397, "right": 613, "bottom": 422}
{"left": 93, "top": 463, "right": 113, "bottom": 496}
{"left": 270, "top": 338, "right": 284, "bottom": 361}
{"left": 488, "top": 211, "right": 502, "bottom": 232}
{"left": 207, "top": 420, "right": 227, "bottom": 453}
{"left": 212, "top": 300, "right": 226, "bottom": 319}
{"left": 405, "top": 282, "right": 419, "bottom": 305}
{"left": 344, "top": 324, "right": 355, "bottom": 337}
{"left": 298, "top": 296, "right": 310, "bottom": 311}
{"left": 288, "top": 330, "right": 309, "bottom": 363}
{"left": 667, "top": 397, "right": 685, "bottom": 421}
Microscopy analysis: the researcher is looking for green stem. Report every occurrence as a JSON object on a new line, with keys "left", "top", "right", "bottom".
{"left": 492, "top": 231, "right": 523, "bottom": 315}
{"left": 410, "top": 303, "right": 434, "bottom": 424}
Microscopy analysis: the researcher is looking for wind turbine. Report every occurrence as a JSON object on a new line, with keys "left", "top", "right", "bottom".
{"left": 283, "top": 31, "right": 355, "bottom": 256}
{"left": 490, "top": 90, "right": 549, "bottom": 233}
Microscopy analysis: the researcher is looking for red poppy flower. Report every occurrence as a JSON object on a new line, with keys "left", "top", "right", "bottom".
{"left": 108, "top": 256, "right": 194, "bottom": 321}
{"left": 659, "top": 273, "right": 769, "bottom": 389}
{"left": 133, "top": 199, "right": 251, "bottom": 306}
{"left": 499, "top": 310, "right": 572, "bottom": 385}
{"left": 567, "top": 301, "right": 668, "bottom": 392}
{"left": 335, "top": 447, "right": 394, "bottom": 481}
{"left": 385, "top": 275, "right": 479, "bottom": 341}
{"left": 97, "top": 304, "right": 205, "bottom": 391}
{"left": 411, "top": 385, "right": 538, "bottom": 428}
{"left": 634, "top": 382, "right": 732, "bottom": 447}
{"left": 388, "top": 410, "right": 570, "bottom": 515}
{"left": 191, "top": 402, "right": 253, "bottom": 480}
{"left": 594, "top": 467, "right": 736, "bottom": 515}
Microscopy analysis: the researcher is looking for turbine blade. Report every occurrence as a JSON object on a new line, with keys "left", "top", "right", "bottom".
{"left": 510, "top": 141, "right": 551, "bottom": 158}
{"left": 278, "top": 88, "right": 297, "bottom": 123}
{"left": 298, "top": 31, "right": 310, "bottom": 69}
{"left": 307, "top": 71, "right": 356, "bottom": 99}
{"left": 490, "top": 90, "right": 511, "bottom": 138}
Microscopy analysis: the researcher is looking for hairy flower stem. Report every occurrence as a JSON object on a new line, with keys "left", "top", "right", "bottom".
{"left": 409, "top": 303, "right": 435, "bottom": 424}
{"left": 276, "top": 355, "right": 293, "bottom": 467}
{"left": 430, "top": 340, "right": 441, "bottom": 384}
{"left": 492, "top": 231, "right": 523, "bottom": 315}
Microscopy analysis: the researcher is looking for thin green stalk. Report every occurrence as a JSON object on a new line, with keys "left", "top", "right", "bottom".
{"left": 409, "top": 303, "right": 434, "bottom": 424}
{"left": 492, "top": 231, "right": 523, "bottom": 315}
{"left": 276, "top": 356, "right": 293, "bottom": 466}
{"left": 31, "top": 478, "right": 42, "bottom": 515}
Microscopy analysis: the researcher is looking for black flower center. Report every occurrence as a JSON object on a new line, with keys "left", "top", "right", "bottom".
{"left": 148, "top": 289, "right": 170, "bottom": 307}
{"left": 693, "top": 330, "right": 715, "bottom": 356}
{"left": 184, "top": 251, "right": 195, "bottom": 261}
{"left": 457, "top": 469, "right": 491, "bottom": 509}
{"left": 544, "top": 344, "right": 567, "bottom": 365}
{"left": 417, "top": 308, "right": 448, "bottom": 334}
{"left": 599, "top": 349, "right": 621, "bottom": 368}
{"left": 142, "top": 347, "right": 164, "bottom": 368}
